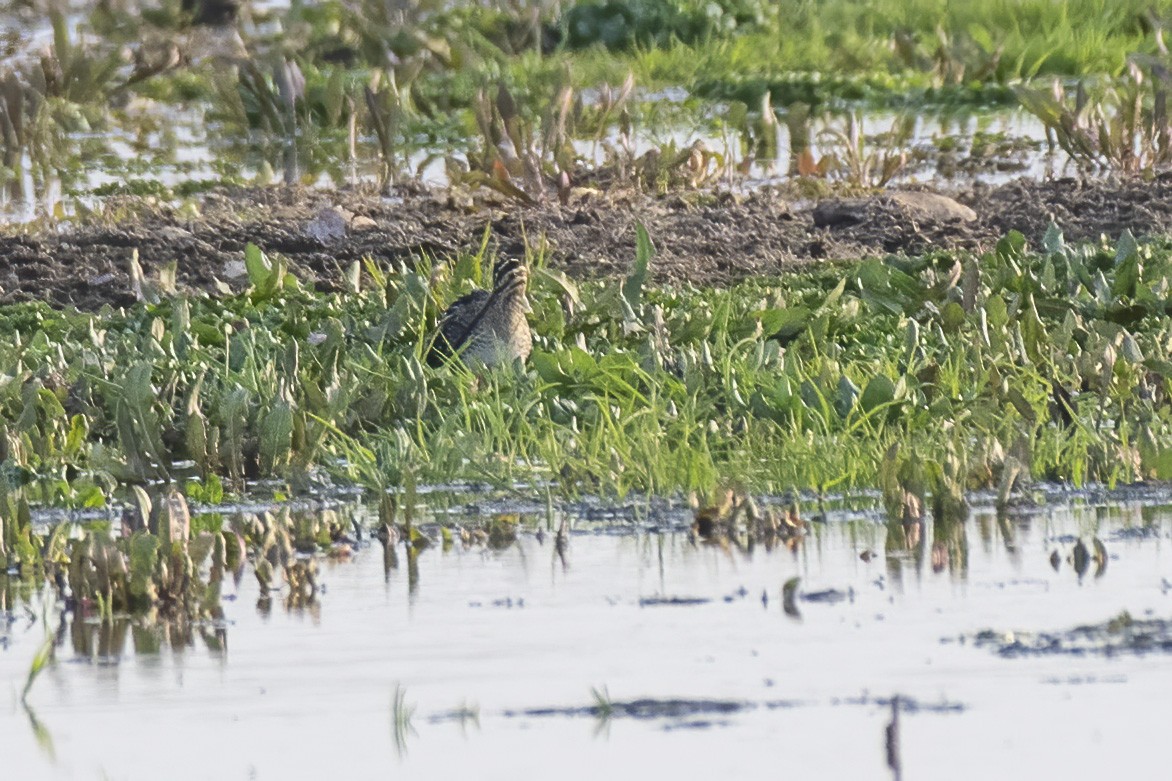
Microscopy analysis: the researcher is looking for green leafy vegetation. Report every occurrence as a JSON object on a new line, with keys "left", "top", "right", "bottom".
{"left": 562, "top": 0, "right": 770, "bottom": 51}
{"left": 556, "top": 0, "right": 1171, "bottom": 105}
{"left": 0, "top": 227, "right": 1168, "bottom": 528}
{"left": 2, "top": 1, "right": 1172, "bottom": 628}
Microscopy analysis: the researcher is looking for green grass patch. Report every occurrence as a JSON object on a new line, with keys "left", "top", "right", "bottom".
{"left": 0, "top": 224, "right": 1168, "bottom": 539}
{"left": 549, "top": 0, "right": 1169, "bottom": 102}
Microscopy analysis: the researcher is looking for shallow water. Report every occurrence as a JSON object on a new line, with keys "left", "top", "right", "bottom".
{"left": 0, "top": 10, "right": 1058, "bottom": 224}
{"left": 3, "top": 495, "right": 1171, "bottom": 780}
{"left": 0, "top": 100, "right": 1055, "bottom": 225}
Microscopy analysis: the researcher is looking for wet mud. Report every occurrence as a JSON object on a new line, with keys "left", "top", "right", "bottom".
{"left": 2, "top": 175, "right": 1172, "bottom": 309}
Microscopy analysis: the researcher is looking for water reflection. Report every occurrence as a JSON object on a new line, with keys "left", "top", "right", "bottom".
{"left": 390, "top": 683, "right": 417, "bottom": 758}
{"left": 4, "top": 492, "right": 1172, "bottom": 780}
{"left": 0, "top": 99, "right": 1066, "bottom": 225}
{"left": 932, "top": 509, "right": 969, "bottom": 577}
{"left": 67, "top": 609, "right": 227, "bottom": 662}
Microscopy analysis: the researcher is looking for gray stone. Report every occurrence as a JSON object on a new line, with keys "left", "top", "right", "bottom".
{"left": 884, "top": 191, "right": 977, "bottom": 222}
{"left": 305, "top": 206, "right": 349, "bottom": 243}
{"left": 813, "top": 191, "right": 977, "bottom": 228}
{"left": 811, "top": 198, "right": 870, "bottom": 227}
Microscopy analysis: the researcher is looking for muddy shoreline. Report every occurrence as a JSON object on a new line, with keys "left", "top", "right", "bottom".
{"left": 2, "top": 174, "right": 1170, "bottom": 310}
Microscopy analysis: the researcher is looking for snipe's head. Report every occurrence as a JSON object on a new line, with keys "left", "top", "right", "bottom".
{"left": 427, "top": 256, "right": 533, "bottom": 368}
{"left": 491, "top": 255, "right": 530, "bottom": 309}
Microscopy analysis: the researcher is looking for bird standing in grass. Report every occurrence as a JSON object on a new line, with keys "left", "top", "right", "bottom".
{"left": 428, "top": 257, "right": 532, "bottom": 368}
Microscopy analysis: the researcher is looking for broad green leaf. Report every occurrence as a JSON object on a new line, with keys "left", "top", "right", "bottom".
{"left": 860, "top": 374, "right": 897, "bottom": 414}
{"left": 1112, "top": 230, "right": 1140, "bottom": 298}
{"left": 835, "top": 375, "right": 860, "bottom": 418}
{"left": 259, "top": 400, "right": 295, "bottom": 472}
{"left": 995, "top": 230, "right": 1027, "bottom": 262}
{"left": 535, "top": 267, "right": 581, "bottom": 308}
{"left": 1042, "top": 222, "right": 1065, "bottom": 255}
{"left": 244, "top": 243, "right": 271, "bottom": 287}
{"left": 755, "top": 306, "right": 811, "bottom": 343}
{"left": 622, "top": 223, "right": 653, "bottom": 316}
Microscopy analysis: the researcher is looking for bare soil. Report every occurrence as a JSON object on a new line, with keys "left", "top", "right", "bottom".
{"left": 2, "top": 174, "right": 1171, "bottom": 309}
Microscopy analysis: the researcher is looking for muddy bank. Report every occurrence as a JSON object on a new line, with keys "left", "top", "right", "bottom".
{"left": 2, "top": 175, "right": 1171, "bottom": 309}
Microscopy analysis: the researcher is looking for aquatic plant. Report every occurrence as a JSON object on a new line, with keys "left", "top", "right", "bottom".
{"left": 0, "top": 11, "right": 122, "bottom": 194}
{"left": 0, "top": 222, "right": 1171, "bottom": 522}
{"left": 690, "top": 488, "right": 805, "bottom": 551}
{"left": 797, "top": 112, "right": 912, "bottom": 189}
{"left": 1015, "top": 56, "right": 1172, "bottom": 173}
{"left": 391, "top": 683, "right": 417, "bottom": 757}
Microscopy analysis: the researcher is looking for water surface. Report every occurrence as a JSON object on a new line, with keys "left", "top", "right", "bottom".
{"left": 3, "top": 496, "right": 1170, "bottom": 779}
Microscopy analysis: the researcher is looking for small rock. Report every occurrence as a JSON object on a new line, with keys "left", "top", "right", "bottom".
{"left": 812, "top": 198, "right": 870, "bottom": 227}
{"left": 305, "top": 206, "right": 349, "bottom": 243}
{"left": 350, "top": 215, "right": 377, "bottom": 231}
{"left": 222, "top": 259, "right": 248, "bottom": 279}
{"left": 156, "top": 226, "right": 193, "bottom": 242}
{"left": 884, "top": 191, "right": 977, "bottom": 222}
{"left": 813, "top": 191, "right": 977, "bottom": 227}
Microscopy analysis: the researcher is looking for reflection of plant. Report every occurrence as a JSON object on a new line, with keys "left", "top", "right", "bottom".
{"left": 1015, "top": 58, "right": 1172, "bottom": 173}
{"left": 0, "top": 11, "right": 121, "bottom": 188}
{"left": 391, "top": 684, "right": 417, "bottom": 757}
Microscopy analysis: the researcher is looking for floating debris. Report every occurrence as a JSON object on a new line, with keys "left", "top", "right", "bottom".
{"left": 498, "top": 691, "right": 960, "bottom": 726}
{"left": 801, "top": 587, "right": 855, "bottom": 605}
{"left": 505, "top": 697, "right": 775, "bottom": 721}
{"left": 638, "top": 596, "right": 711, "bottom": 607}
{"left": 966, "top": 611, "right": 1172, "bottom": 657}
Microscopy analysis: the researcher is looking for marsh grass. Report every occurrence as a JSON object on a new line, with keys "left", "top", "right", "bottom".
{"left": 29, "top": 0, "right": 1169, "bottom": 200}
{"left": 2, "top": 223, "right": 1172, "bottom": 630}
{"left": 0, "top": 220, "right": 1168, "bottom": 556}
{"left": 7, "top": 0, "right": 1168, "bottom": 212}
{"left": 391, "top": 683, "right": 417, "bottom": 757}
{"left": 552, "top": 0, "right": 1168, "bottom": 106}
{"left": 1016, "top": 56, "right": 1172, "bottom": 172}
{"left": 6, "top": 1, "right": 1172, "bottom": 645}
{"left": 21, "top": 604, "right": 54, "bottom": 704}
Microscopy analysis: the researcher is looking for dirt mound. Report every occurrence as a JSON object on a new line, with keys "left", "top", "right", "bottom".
{"left": 1, "top": 175, "right": 1170, "bottom": 310}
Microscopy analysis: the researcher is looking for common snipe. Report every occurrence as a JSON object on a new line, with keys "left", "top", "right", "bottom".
{"left": 428, "top": 257, "right": 532, "bottom": 367}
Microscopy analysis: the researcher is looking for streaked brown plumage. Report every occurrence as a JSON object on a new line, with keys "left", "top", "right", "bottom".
{"left": 428, "top": 257, "right": 532, "bottom": 367}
